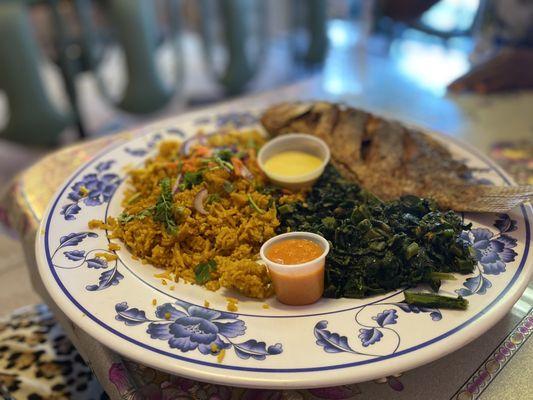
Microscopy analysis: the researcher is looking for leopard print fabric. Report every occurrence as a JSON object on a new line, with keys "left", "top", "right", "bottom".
{"left": 0, "top": 304, "right": 106, "bottom": 400}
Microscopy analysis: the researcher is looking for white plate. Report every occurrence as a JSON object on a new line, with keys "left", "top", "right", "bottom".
{"left": 36, "top": 108, "right": 533, "bottom": 389}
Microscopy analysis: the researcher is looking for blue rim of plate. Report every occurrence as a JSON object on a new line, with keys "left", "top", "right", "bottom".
{"left": 41, "top": 129, "right": 532, "bottom": 373}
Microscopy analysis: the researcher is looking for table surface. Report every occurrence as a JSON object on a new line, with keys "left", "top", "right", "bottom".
{"left": 1, "top": 63, "right": 533, "bottom": 400}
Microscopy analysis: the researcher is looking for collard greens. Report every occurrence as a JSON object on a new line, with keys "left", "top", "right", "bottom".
{"left": 277, "top": 166, "right": 476, "bottom": 298}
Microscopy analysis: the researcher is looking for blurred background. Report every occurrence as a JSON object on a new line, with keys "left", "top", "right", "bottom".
{"left": 0, "top": 0, "right": 532, "bottom": 188}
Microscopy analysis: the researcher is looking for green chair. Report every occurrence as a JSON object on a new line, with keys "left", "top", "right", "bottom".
{"left": 199, "top": 0, "right": 265, "bottom": 95}
{"left": 0, "top": 1, "right": 71, "bottom": 146}
{"left": 80, "top": 0, "right": 183, "bottom": 114}
{"left": 291, "top": 0, "right": 329, "bottom": 66}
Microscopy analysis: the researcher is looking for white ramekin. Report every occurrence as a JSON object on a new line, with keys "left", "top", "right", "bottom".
{"left": 257, "top": 133, "right": 330, "bottom": 190}
{"left": 260, "top": 232, "right": 330, "bottom": 305}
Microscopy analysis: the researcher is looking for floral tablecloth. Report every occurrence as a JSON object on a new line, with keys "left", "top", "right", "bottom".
{"left": 0, "top": 93, "right": 532, "bottom": 400}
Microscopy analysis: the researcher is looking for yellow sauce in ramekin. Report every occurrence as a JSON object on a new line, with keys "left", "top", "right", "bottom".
{"left": 263, "top": 151, "right": 323, "bottom": 178}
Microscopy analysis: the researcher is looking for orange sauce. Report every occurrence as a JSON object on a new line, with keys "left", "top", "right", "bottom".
{"left": 269, "top": 266, "right": 324, "bottom": 306}
{"left": 266, "top": 239, "right": 323, "bottom": 265}
{"left": 266, "top": 239, "right": 325, "bottom": 305}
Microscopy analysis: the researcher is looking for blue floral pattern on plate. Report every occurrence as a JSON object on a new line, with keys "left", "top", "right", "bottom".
{"left": 115, "top": 300, "right": 283, "bottom": 360}
{"left": 125, "top": 133, "right": 164, "bottom": 157}
{"left": 193, "top": 111, "right": 257, "bottom": 129}
{"left": 60, "top": 161, "right": 120, "bottom": 220}
{"left": 315, "top": 300, "right": 441, "bottom": 356}
{"left": 51, "top": 231, "right": 124, "bottom": 291}
{"left": 456, "top": 214, "right": 518, "bottom": 297}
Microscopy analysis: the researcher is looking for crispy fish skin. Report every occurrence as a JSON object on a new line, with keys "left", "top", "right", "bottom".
{"left": 260, "top": 102, "right": 478, "bottom": 210}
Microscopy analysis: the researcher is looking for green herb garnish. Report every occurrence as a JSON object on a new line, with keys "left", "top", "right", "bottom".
{"left": 213, "top": 156, "right": 234, "bottom": 171}
{"left": 404, "top": 292, "right": 468, "bottom": 310}
{"left": 180, "top": 171, "right": 204, "bottom": 190}
{"left": 153, "top": 178, "right": 178, "bottom": 234}
{"left": 248, "top": 194, "right": 264, "bottom": 214}
{"left": 194, "top": 259, "right": 217, "bottom": 284}
{"left": 207, "top": 193, "right": 221, "bottom": 204}
{"left": 118, "top": 208, "right": 151, "bottom": 224}
{"left": 277, "top": 204, "right": 294, "bottom": 215}
{"left": 216, "top": 148, "right": 234, "bottom": 162}
{"left": 405, "top": 242, "right": 419, "bottom": 260}
{"left": 118, "top": 212, "right": 134, "bottom": 224}
{"left": 223, "top": 181, "right": 234, "bottom": 194}
{"left": 429, "top": 272, "right": 457, "bottom": 281}
{"left": 256, "top": 184, "right": 280, "bottom": 196}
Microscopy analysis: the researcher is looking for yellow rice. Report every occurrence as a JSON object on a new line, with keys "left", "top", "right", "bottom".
{"left": 91, "top": 130, "right": 283, "bottom": 299}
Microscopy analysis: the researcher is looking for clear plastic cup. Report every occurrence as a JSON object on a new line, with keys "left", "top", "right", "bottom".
{"left": 260, "top": 232, "right": 330, "bottom": 306}
{"left": 257, "top": 133, "right": 330, "bottom": 190}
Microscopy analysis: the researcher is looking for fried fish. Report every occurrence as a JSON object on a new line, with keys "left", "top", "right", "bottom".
{"left": 261, "top": 102, "right": 532, "bottom": 211}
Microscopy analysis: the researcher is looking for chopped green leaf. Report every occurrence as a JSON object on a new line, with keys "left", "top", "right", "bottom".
{"left": 118, "top": 208, "right": 152, "bottom": 224}
{"left": 405, "top": 242, "right": 419, "bottom": 260}
{"left": 213, "top": 156, "right": 234, "bottom": 171}
{"left": 321, "top": 216, "right": 336, "bottom": 230}
{"left": 257, "top": 184, "right": 281, "bottom": 195}
{"left": 139, "top": 209, "right": 153, "bottom": 218}
{"left": 180, "top": 171, "right": 204, "bottom": 190}
{"left": 216, "top": 148, "right": 234, "bottom": 162}
{"left": 429, "top": 272, "right": 457, "bottom": 281}
{"left": 404, "top": 292, "right": 468, "bottom": 310}
{"left": 207, "top": 193, "right": 221, "bottom": 204}
{"left": 195, "top": 260, "right": 217, "bottom": 284}
{"left": 277, "top": 204, "right": 294, "bottom": 215}
{"left": 118, "top": 212, "right": 134, "bottom": 224}
{"left": 247, "top": 194, "right": 264, "bottom": 214}
{"left": 153, "top": 178, "right": 178, "bottom": 234}
{"left": 223, "top": 181, "right": 234, "bottom": 194}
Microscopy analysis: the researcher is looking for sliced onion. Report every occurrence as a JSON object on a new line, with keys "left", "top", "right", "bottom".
{"left": 194, "top": 188, "right": 209, "bottom": 215}
{"left": 198, "top": 134, "right": 208, "bottom": 145}
{"left": 180, "top": 136, "right": 203, "bottom": 156}
{"left": 240, "top": 164, "right": 254, "bottom": 181}
{"left": 172, "top": 173, "right": 182, "bottom": 194}
{"left": 180, "top": 133, "right": 211, "bottom": 156}
{"left": 180, "top": 137, "right": 195, "bottom": 156}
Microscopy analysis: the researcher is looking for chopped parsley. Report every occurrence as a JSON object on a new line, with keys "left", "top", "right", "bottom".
{"left": 117, "top": 209, "right": 151, "bottom": 224}
{"left": 195, "top": 259, "right": 217, "bottom": 284}
{"left": 153, "top": 178, "right": 178, "bottom": 234}
{"left": 117, "top": 212, "right": 134, "bottom": 224}
{"left": 215, "top": 148, "right": 234, "bottom": 162}
{"left": 180, "top": 171, "right": 204, "bottom": 190}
